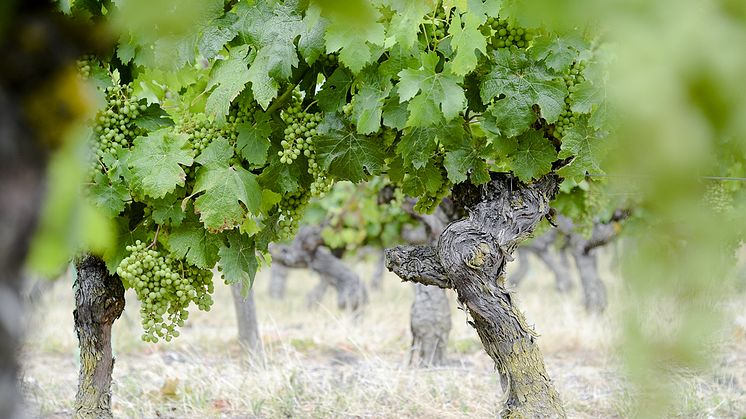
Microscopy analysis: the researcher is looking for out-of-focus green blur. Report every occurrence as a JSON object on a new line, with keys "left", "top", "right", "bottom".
{"left": 508, "top": 0, "right": 745, "bottom": 416}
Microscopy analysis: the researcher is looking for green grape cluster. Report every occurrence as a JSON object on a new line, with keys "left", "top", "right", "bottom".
{"left": 179, "top": 115, "right": 223, "bottom": 154}
{"left": 424, "top": 7, "right": 449, "bottom": 47}
{"left": 342, "top": 102, "right": 353, "bottom": 117}
{"left": 554, "top": 61, "right": 586, "bottom": 139}
{"left": 225, "top": 99, "right": 258, "bottom": 141}
{"left": 704, "top": 181, "right": 733, "bottom": 213}
{"left": 76, "top": 55, "right": 96, "bottom": 79}
{"left": 279, "top": 92, "right": 333, "bottom": 196}
{"left": 278, "top": 190, "right": 310, "bottom": 238}
{"left": 318, "top": 53, "right": 338, "bottom": 68}
{"left": 482, "top": 17, "right": 533, "bottom": 51}
{"left": 117, "top": 240, "right": 214, "bottom": 343}
{"left": 89, "top": 83, "right": 147, "bottom": 177}
{"left": 414, "top": 145, "right": 452, "bottom": 214}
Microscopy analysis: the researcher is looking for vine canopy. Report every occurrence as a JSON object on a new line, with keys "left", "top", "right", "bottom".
{"left": 41, "top": 0, "right": 608, "bottom": 293}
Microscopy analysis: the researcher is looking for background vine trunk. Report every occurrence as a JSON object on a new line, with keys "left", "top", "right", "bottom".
{"left": 231, "top": 285, "right": 264, "bottom": 364}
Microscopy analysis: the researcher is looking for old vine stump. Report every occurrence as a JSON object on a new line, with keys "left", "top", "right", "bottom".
{"left": 385, "top": 175, "right": 566, "bottom": 418}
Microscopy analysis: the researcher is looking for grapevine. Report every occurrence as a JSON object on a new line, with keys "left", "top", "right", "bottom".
{"left": 116, "top": 240, "right": 214, "bottom": 343}
{"left": 424, "top": 6, "right": 449, "bottom": 48}
{"left": 482, "top": 16, "right": 533, "bottom": 52}
{"left": 279, "top": 91, "right": 333, "bottom": 196}
{"left": 413, "top": 144, "right": 452, "bottom": 214}
{"left": 277, "top": 189, "right": 311, "bottom": 239}
{"left": 88, "top": 81, "right": 146, "bottom": 178}
{"left": 553, "top": 61, "right": 586, "bottom": 139}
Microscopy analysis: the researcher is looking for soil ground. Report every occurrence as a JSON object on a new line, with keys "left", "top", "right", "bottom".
{"left": 19, "top": 251, "right": 746, "bottom": 418}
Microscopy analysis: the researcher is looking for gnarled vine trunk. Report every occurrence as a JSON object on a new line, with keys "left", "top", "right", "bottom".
{"left": 386, "top": 175, "right": 566, "bottom": 418}
{"left": 231, "top": 285, "right": 264, "bottom": 364}
{"left": 271, "top": 227, "right": 367, "bottom": 311}
{"left": 74, "top": 255, "right": 125, "bottom": 419}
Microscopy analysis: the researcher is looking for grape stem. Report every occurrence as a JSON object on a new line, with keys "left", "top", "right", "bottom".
{"left": 147, "top": 224, "right": 160, "bottom": 250}
{"left": 267, "top": 68, "right": 312, "bottom": 115}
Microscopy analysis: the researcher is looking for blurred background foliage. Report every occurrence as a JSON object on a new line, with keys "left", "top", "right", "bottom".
{"left": 21, "top": 0, "right": 746, "bottom": 417}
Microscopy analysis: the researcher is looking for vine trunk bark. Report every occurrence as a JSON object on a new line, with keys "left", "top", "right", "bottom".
{"left": 73, "top": 255, "right": 125, "bottom": 419}
{"left": 385, "top": 175, "right": 566, "bottom": 418}
{"left": 271, "top": 228, "right": 367, "bottom": 311}
{"left": 231, "top": 285, "right": 264, "bottom": 364}
{"left": 370, "top": 251, "right": 385, "bottom": 291}
{"left": 399, "top": 200, "right": 455, "bottom": 368}
{"left": 410, "top": 283, "right": 451, "bottom": 367}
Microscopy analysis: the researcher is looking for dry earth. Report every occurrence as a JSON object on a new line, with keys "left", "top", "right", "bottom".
{"left": 19, "top": 251, "right": 746, "bottom": 418}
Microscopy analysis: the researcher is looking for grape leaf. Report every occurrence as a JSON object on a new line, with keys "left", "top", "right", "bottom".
{"left": 205, "top": 45, "right": 253, "bottom": 120}
{"left": 167, "top": 216, "right": 222, "bottom": 269}
{"left": 483, "top": 97, "right": 536, "bottom": 138}
{"left": 257, "top": 155, "right": 305, "bottom": 194}
{"left": 397, "top": 126, "right": 438, "bottom": 170}
{"left": 386, "top": 0, "right": 430, "bottom": 49}
{"left": 402, "top": 161, "right": 444, "bottom": 197}
{"left": 236, "top": 112, "right": 272, "bottom": 166}
{"left": 316, "top": 114, "right": 385, "bottom": 182}
{"left": 398, "top": 52, "right": 466, "bottom": 126}
{"left": 448, "top": 11, "right": 487, "bottom": 76}
{"left": 193, "top": 138, "right": 262, "bottom": 232}
{"left": 298, "top": 8, "right": 328, "bottom": 65}
{"left": 198, "top": 14, "right": 238, "bottom": 60}
{"left": 570, "top": 80, "right": 603, "bottom": 115}
{"left": 89, "top": 174, "right": 129, "bottom": 217}
{"left": 557, "top": 119, "right": 606, "bottom": 181}
{"left": 235, "top": 1, "right": 304, "bottom": 108}
{"left": 218, "top": 231, "right": 258, "bottom": 292}
{"left": 531, "top": 33, "right": 587, "bottom": 72}
{"left": 509, "top": 130, "right": 557, "bottom": 181}
{"left": 382, "top": 93, "right": 409, "bottom": 130}
{"left": 317, "top": 67, "right": 353, "bottom": 112}
{"left": 151, "top": 192, "right": 186, "bottom": 227}
{"left": 322, "top": 1, "right": 385, "bottom": 73}
{"left": 129, "top": 128, "right": 193, "bottom": 199}
{"left": 351, "top": 67, "right": 392, "bottom": 134}
{"left": 480, "top": 49, "right": 567, "bottom": 134}
{"left": 443, "top": 140, "right": 493, "bottom": 184}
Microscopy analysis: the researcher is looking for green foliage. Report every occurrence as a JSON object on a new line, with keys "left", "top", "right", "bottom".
{"left": 69, "top": 0, "right": 612, "bottom": 343}
{"left": 304, "top": 181, "right": 415, "bottom": 251}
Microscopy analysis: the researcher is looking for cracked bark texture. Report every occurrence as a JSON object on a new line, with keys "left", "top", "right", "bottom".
{"left": 231, "top": 285, "right": 264, "bottom": 364}
{"left": 267, "top": 263, "right": 289, "bottom": 299}
{"left": 271, "top": 227, "right": 367, "bottom": 311}
{"left": 386, "top": 174, "right": 566, "bottom": 418}
{"left": 74, "top": 255, "right": 125, "bottom": 419}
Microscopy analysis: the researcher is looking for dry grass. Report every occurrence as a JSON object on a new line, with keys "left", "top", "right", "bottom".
{"left": 20, "top": 252, "right": 746, "bottom": 418}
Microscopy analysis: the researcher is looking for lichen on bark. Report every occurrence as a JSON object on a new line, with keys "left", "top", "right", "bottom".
{"left": 73, "top": 255, "right": 125, "bottom": 419}
{"left": 385, "top": 174, "right": 566, "bottom": 418}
